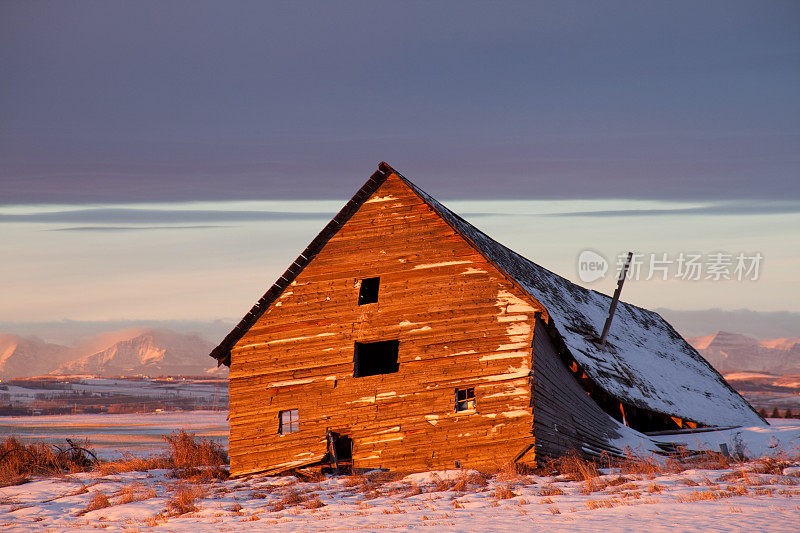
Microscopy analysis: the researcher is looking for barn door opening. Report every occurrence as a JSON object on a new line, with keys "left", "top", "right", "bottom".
{"left": 325, "top": 430, "right": 353, "bottom": 475}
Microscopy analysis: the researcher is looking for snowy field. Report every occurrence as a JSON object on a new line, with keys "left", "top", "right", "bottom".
{"left": 0, "top": 411, "right": 228, "bottom": 458}
{"left": 2, "top": 461, "right": 800, "bottom": 532}
{"left": 0, "top": 416, "right": 798, "bottom": 531}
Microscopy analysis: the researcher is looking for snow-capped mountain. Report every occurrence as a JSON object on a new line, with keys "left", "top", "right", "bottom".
{"left": 0, "top": 328, "right": 225, "bottom": 378}
{"left": 687, "top": 331, "right": 800, "bottom": 374}
{"left": 54, "top": 329, "right": 223, "bottom": 377}
{"left": 0, "top": 334, "right": 74, "bottom": 378}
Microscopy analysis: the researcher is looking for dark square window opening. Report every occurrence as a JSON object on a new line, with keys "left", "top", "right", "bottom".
{"left": 455, "top": 388, "right": 476, "bottom": 412}
{"left": 279, "top": 409, "right": 299, "bottom": 434}
{"left": 354, "top": 340, "right": 399, "bottom": 377}
{"left": 358, "top": 277, "right": 380, "bottom": 305}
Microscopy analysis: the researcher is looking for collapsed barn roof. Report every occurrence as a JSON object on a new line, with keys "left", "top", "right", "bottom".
{"left": 211, "top": 163, "right": 764, "bottom": 428}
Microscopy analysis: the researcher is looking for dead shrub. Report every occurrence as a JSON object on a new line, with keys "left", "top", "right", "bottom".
{"left": 0, "top": 437, "right": 97, "bottom": 486}
{"left": 78, "top": 491, "right": 111, "bottom": 516}
{"left": 163, "top": 430, "right": 227, "bottom": 469}
{"left": 548, "top": 506, "right": 561, "bottom": 514}
{"left": 166, "top": 483, "right": 205, "bottom": 516}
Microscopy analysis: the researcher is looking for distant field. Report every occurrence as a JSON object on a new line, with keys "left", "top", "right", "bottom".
{"left": 0, "top": 377, "right": 228, "bottom": 415}
{"left": 0, "top": 410, "right": 228, "bottom": 459}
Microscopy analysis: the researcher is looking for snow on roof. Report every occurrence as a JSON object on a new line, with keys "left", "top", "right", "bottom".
{"left": 399, "top": 173, "right": 764, "bottom": 428}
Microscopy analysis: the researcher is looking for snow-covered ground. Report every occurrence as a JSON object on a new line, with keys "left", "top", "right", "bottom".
{"left": 2, "top": 461, "right": 799, "bottom": 532}
{"left": 0, "top": 411, "right": 228, "bottom": 458}
{"left": 0, "top": 416, "right": 798, "bottom": 531}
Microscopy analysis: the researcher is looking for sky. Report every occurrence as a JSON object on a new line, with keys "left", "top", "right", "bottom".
{"left": 1, "top": 1, "right": 798, "bottom": 328}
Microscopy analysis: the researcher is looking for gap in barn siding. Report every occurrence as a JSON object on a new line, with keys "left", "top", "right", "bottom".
{"left": 358, "top": 277, "right": 380, "bottom": 304}
{"left": 353, "top": 340, "right": 400, "bottom": 377}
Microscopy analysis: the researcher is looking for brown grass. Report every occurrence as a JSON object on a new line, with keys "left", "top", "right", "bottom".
{"left": 431, "top": 470, "right": 489, "bottom": 493}
{"left": 116, "top": 483, "right": 158, "bottom": 504}
{"left": 166, "top": 483, "right": 205, "bottom": 516}
{"left": 546, "top": 452, "right": 600, "bottom": 482}
{"left": 96, "top": 454, "right": 166, "bottom": 476}
{"left": 304, "top": 496, "right": 326, "bottom": 509}
{"left": 267, "top": 487, "right": 315, "bottom": 512}
{"left": 493, "top": 484, "right": 516, "bottom": 499}
{"left": 538, "top": 484, "right": 565, "bottom": 496}
{"left": 585, "top": 497, "right": 621, "bottom": 510}
{"left": 77, "top": 491, "right": 110, "bottom": 516}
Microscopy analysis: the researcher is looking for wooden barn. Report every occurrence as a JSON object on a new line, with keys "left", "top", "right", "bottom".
{"left": 210, "top": 163, "right": 763, "bottom": 476}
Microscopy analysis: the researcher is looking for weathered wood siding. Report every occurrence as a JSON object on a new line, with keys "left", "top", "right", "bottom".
{"left": 228, "top": 175, "right": 542, "bottom": 475}
{"left": 532, "top": 318, "right": 624, "bottom": 459}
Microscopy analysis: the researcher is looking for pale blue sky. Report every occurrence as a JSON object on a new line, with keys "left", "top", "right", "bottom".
{"left": 2, "top": 195, "right": 798, "bottom": 321}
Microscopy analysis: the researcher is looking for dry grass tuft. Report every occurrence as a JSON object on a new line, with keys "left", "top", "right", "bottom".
{"left": 166, "top": 483, "right": 205, "bottom": 516}
{"left": 493, "top": 484, "right": 516, "bottom": 499}
{"left": 431, "top": 470, "right": 489, "bottom": 493}
{"left": 78, "top": 491, "right": 111, "bottom": 516}
{"left": 551, "top": 452, "right": 600, "bottom": 482}
{"left": 585, "top": 497, "right": 621, "bottom": 510}
{"left": 538, "top": 484, "right": 565, "bottom": 496}
{"left": 304, "top": 496, "right": 326, "bottom": 509}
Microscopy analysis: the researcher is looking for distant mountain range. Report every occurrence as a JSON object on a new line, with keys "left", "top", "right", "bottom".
{"left": 687, "top": 331, "right": 800, "bottom": 375}
{"left": 2, "top": 325, "right": 798, "bottom": 379}
{"left": 0, "top": 328, "right": 226, "bottom": 378}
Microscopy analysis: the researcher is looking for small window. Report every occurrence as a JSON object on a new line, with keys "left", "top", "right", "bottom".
{"left": 279, "top": 409, "right": 299, "bottom": 434}
{"left": 358, "top": 277, "right": 380, "bottom": 305}
{"left": 354, "top": 340, "right": 399, "bottom": 377}
{"left": 455, "top": 388, "right": 476, "bottom": 412}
